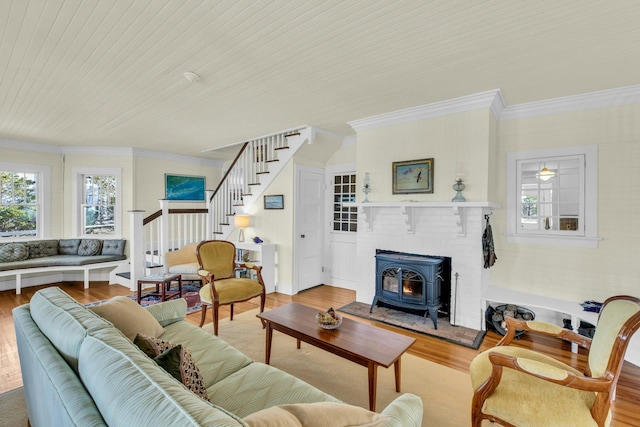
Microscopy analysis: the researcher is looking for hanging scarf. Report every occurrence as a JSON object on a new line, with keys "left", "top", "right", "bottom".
{"left": 482, "top": 216, "right": 497, "bottom": 268}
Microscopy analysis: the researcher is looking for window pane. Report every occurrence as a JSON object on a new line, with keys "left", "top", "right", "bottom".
{"left": 83, "top": 174, "right": 117, "bottom": 235}
{"left": 0, "top": 205, "right": 37, "bottom": 237}
{"left": 0, "top": 171, "right": 39, "bottom": 238}
{"left": 332, "top": 173, "right": 357, "bottom": 233}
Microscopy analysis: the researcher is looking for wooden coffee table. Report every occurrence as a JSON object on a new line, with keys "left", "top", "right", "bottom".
{"left": 257, "top": 303, "right": 415, "bottom": 411}
{"left": 136, "top": 273, "right": 182, "bottom": 303}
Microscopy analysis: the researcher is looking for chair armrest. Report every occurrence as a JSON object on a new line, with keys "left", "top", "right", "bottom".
{"left": 379, "top": 393, "right": 423, "bottom": 427}
{"left": 237, "top": 262, "right": 262, "bottom": 273}
{"left": 498, "top": 316, "right": 592, "bottom": 350}
{"left": 487, "top": 352, "right": 611, "bottom": 392}
{"left": 145, "top": 298, "right": 187, "bottom": 326}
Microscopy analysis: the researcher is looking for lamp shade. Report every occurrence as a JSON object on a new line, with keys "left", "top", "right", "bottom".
{"left": 234, "top": 215, "right": 250, "bottom": 228}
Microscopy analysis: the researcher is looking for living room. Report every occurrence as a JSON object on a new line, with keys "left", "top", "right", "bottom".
{"left": 2, "top": 2, "right": 640, "bottom": 426}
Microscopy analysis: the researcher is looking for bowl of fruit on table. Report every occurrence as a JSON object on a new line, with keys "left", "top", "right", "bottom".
{"left": 316, "top": 308, "right": 342, "bottom": 329}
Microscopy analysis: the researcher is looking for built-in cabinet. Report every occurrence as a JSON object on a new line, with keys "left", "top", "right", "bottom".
{"left": 234, "top": 242, "right": 276, "bottom": 293}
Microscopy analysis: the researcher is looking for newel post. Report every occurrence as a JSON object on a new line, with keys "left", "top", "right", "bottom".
{"left": 159, "top": 199, "right": 170, "bottom": 257}
{"left": 128, "top": 210, "right": 146, "bottom": 291}
{"left": 206, "top": 190, "right": 214, "bottom": 240}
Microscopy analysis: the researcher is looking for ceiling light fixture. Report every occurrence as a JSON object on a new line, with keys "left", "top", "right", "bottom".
{"left": 539, "top": 164, "right": 555, "bottom": 181}
{"left": 183, "top": 71, "right": 200, "bottom": 82}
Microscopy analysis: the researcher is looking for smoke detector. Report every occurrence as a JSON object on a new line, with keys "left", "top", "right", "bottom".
{"left": 183, "top": 71, "right": 201, "bottom": 82}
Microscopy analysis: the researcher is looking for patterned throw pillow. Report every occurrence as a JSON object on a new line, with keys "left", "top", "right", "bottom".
{"left": 134, "top": 334, "right": 209, "bottom": 402}
{"left": 0, "top": 243, "right": 29, "bottom": 262}
{"left": 26, "top": 241, "right": 48, "bottom": 259}
{"left": 78, "top": 239, "right": 103, "bottom": 256}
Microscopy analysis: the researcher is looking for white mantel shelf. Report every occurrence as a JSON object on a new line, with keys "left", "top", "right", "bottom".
{"left": 344, "top": 201, "right": 500, "bottom": 234}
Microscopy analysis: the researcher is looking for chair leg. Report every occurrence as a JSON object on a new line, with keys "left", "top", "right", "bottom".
{"left": 230, "top": 303, "right": 234, "bottom": 321}
{"left": 260, "top": 293, "right": 266, "bottom": 329}
{"left": 199, "top": 304, "right": 208, "bottom": 327}
{"left": 213, "top": 303, "right": 220, "bottom": 336}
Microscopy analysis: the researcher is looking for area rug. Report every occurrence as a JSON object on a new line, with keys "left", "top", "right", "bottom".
{"left": 211, "top": 309, "right": 473, "bottom": 427}
{"left": 84, "top": 282, "right": 203, "bottom": 315}
{"left": 338, "top": 301, "right": 485, "bottom": 349}
{"left": 0, "top": 387, "right": 28, "bottom": 427}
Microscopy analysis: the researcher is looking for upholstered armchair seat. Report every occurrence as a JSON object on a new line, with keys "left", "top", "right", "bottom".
{"left": 470, "top": 346, "right": 601, "bottom": 427}
{"left": 199, "top": 277, "right": 264, "bottom": 306}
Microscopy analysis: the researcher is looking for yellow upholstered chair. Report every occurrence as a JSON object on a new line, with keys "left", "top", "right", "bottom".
{"left": 196, "top": 240, "right": 266, "bottom": 335}
{"left": 470, "top": 295, "right": 640, "bottom": 427}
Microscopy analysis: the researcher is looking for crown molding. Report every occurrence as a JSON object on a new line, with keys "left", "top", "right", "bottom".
{"left": 0, "top": 138, "right": 222, "bottom": 167}
{"left": 500, "top": 84, "right": 640, "bottom": 120}
{"left": 348, "top": 89, "right": 504, "bottom": 132}
{"left": 0, "top": 138, "right": 62, "bottom": 153}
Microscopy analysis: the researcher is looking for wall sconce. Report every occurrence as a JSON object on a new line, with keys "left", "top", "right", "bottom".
{"left": 234, "top": 214, "right": 250, "bottom": 242}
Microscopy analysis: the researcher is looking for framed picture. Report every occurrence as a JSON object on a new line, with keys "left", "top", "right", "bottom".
{"left": 392, "top": 158, "right": 434, "bottom": 194}
{"left": 165, "top": 174, "right": 206, "bottom": 201}
{"left": 264, "top": 194, "right": 284, "bottom": 209}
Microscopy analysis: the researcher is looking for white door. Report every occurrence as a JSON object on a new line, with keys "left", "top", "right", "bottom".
{"left": 294, "top": 165, "right": 325, "bottom": 292}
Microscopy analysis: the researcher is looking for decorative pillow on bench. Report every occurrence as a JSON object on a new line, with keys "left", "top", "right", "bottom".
{"left": 101, "top": 239, "right": 126, "bottom": 256}
{"left": 78, "top": 239, "right": 103, "bottom": 256}
{"left": 0, "top": 242, "right": 28, "bottom": 262}
{"left": 58, "top": 239, "right": 81, "bottom": 255}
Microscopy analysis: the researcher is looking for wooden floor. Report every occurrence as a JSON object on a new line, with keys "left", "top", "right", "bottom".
{"left": 2, "top": 281, "right": 640, "bottom": 426}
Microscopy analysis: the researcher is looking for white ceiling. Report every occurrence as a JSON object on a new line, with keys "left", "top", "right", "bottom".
{"left": 1, "top": 1, "right": 638, "bottom": 159}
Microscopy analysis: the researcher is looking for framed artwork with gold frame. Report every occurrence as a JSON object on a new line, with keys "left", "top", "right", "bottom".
{"left": 392, "top": 158, "right": 434, "bottom": 194}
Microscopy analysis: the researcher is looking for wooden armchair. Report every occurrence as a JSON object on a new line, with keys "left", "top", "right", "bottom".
{"left": 196, "top": 240, "right": 266, "bottom": 335}
{"left": 470, "top": 295, "right": 640, "bottom": 427}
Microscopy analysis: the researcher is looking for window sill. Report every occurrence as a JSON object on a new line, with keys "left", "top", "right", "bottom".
{"left": 505, "top": 233, "right": 602, "bottom": 248}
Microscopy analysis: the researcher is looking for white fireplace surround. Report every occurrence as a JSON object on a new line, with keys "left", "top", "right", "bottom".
{"left": 346, "top": 201, "right": 500, "bottom": 330}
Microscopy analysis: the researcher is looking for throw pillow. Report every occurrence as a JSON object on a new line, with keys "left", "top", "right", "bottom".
{"left": 243, "top": 402, "right": 389, "bottom": 427}
{"left": 153, "top": 345, "right": 209, "bottom": 401}
{"left": 134, "top": 333, "right": 175, "bottom": 359}
{"left": 58, "top": 239, "right": 81, "bottom": 255}
{"left": 77, "top": 239, "right": 103, "bottom": 256}
{"left": 26, "top": 241, "right": 48, "bottom": 259}
{"left": 101, "top": 239, "right": 126, "bottom": 255}
{"left": 0, "top": 243, "right": 29, "bottom": 262}
{"left": 89, "top": 296, "right": 164, "bottom": 340}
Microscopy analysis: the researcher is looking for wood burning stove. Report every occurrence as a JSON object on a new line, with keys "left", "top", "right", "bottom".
{"left": 371, "top": 251, "right": 446, "bottom": 329}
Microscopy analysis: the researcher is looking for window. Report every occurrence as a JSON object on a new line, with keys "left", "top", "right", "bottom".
{"left": 0, "top": 164, "right": 50, "bottom": 239}
{"left": 332, "top": 173, "right": 357, "bottom": 232}
{"left": 73, "top": 168, "right": 121, "bottom": 237}
{"left": 507, "top": 145, "right": 598, "bottom": 247}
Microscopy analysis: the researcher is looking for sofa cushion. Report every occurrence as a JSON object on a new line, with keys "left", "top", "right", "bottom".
{"left": 79, "top": 328, "right": 245, "bottom": 427}
{"left": 243, "top": 402, "right": 389, "bottom": 427}
{"left": 78, "top": 239, "right": 103, "bottom": 256}
{"left": 204, "top": 362, "right": 340, "bottom": 418}
{"left": 101, "top": 239, "right": 126, "bottom": 255}
{"left": 58, "top": 239, "right": 80, "bottom": 255}
{"left": 0, "top": 242, "right": 28, "bottom": 262}
{"left": 159, "top": 321, "right": 254, "bottom": 388}
{"left": 90, "top": 296, "right": 164, "bottom": 340}
{"left": 30, "top": 287, "right": 111, "bottom": 372}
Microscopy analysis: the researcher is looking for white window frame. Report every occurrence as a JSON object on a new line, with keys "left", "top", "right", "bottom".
{"left": 0, "top": 162, "right": 51, "bottom": 240}
{"left": 506, "top": 145, "right": 599, "bottom": 247}
{"left": 72, "top": 167, "right": 122, "bottom": 238}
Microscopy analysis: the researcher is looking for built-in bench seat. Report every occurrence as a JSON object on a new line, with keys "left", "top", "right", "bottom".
{"left": 0, "top": 238, "right": 127, "bottom": 295}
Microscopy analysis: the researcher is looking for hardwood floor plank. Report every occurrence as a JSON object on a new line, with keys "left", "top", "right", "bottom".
{"left": 2, "top": 282, "right": 639, "bottom": 426}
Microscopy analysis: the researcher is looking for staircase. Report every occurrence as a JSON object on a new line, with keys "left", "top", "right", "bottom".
{"left": 119, "top": 125, "right": 315, "bottom": 290}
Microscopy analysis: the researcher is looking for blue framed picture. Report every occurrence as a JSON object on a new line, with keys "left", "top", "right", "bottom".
{"left": 165, "top": 174, "right": 206, "bottom": 201}
{"left": 264, "top": 194, "right": 284, "bottom": 209}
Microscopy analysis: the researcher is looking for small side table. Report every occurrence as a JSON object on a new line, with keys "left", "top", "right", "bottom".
{"left": 137, "top": 273, "right": 182, "bottom": 304}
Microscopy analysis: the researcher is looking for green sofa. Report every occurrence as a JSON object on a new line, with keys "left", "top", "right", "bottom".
{"left": 13, "top": 287, "right": 423, "bottom": 426}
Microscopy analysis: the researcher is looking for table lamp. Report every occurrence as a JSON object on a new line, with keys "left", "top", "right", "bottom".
{"left": 234, "top": 214, "right": 250, "bottom": 242}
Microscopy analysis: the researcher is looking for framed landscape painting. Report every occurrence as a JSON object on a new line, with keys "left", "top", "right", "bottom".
{"left": 165, "top": 174, "right": 206, "bottom": 201}
{"left": 264, "top": 194, "right": 284, "bottom": 209}
{"left": 392, "top": 158, "right": 434, "bottom": 194}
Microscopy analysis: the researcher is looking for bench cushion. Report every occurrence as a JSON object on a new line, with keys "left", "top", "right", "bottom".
{"left": 58, "top": 239, "right": 81, "bottom": 255}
